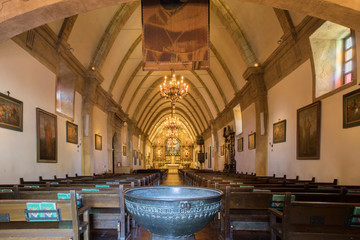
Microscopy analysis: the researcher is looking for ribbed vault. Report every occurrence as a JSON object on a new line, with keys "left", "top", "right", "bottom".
{"left": 0, "top": 0, "right": 358, "bottom": 145}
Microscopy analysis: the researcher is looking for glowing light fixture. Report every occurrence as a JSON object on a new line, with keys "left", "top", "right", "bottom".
{"left": 160, "top": 71, "right": 189, "bottom": 102}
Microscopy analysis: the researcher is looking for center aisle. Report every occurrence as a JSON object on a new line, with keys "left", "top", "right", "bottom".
{"left": 161, "top": 172, "right": 185, "bottom": 186}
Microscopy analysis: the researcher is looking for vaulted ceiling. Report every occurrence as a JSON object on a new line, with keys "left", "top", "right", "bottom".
{"left": 1, "top": 0, "right": 358, "bottom": 143}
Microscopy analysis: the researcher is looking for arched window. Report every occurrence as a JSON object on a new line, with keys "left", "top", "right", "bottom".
{"left": 310, "top": 21, "right": 356, "bottom": 99}
{"left": 233, "top": 104, "right": 243, "bottom": 135}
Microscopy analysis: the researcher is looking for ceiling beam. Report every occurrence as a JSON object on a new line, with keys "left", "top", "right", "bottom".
{"left": 136, "top": 92, "right": 208, "bottom": 132}
{"left": 211, "top": 0, "right": 258, "bottom": 66}
{"left": 210, "top": 42, "right": 239, "bottom": 92}
{"left": 108, "top": 34, "right": 142, "bottom": 94}
{"left": 89, "top": 2, "right": 140, "bottom": 71}
{"left": 146, "top": 108, "right": 200, "bottom": 137}
{"left": 273, "top": 8, "right": 297, "bottom": 41}
{"left": 118, "top": 61, "right": 142, "bottom": 105}
{"left": 132, "top": 76, "right": 214, "bottom": 121}
{"left": 190, "top": 70, "right": 220, "bottom": 114}
{"left": 140, "top": 101, "right": 204, "bottom": 134}
{"left": 56, "top": 15, "right": 78, "bottom": 50}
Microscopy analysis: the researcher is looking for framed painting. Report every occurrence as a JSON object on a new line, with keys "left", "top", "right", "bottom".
{"left": 66, "top": 121, "right": 78, "bottom": 144}
{"left": 273, "top": 120, "right": 286, "bottom": 144}
{"left": 36, "top": 108, "right": 57, "bottom": 163}
{"left": 248, "top": 133, "right": 256, "bottom": 150}
{"left": 123, "top": 145, "right": 126, "bottom": 156}
{"left": 343, "top": 88, "right": 360, "bottom": 128}
{"left": 237, "top": 137, "right": 243, "bottom": 152}
{"left": 208, "top": 146, "right": 212, "bottom": 168}
{"left": 95, "top": 134, "right": 102, "bottom": 150}
{"left": 297, "top": 101, "right": 321, "bottom": 160}
{"left": 0, "top": 93, "right": 23, "bottom": 131}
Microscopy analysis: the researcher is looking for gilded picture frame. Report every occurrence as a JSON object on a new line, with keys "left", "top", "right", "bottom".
{"left": 66, "top": 121, "right": 78, "bottom": 144}
{"left": 123, "top": 145, "right": 126, "bottom": 156}
{"left": 343, "top": 88, "right": 360, "bottom": 128}
{"left": 36, "top": 108, "right": 57, "bottom": 163}
{"left": 297, "top": 101, "right": 321, "bottom": 160}
{"left": 237, "top": 137, "right": 243, "bottom": 152}
{"left": 273, "top": 120, "right": 286, "bottom": 144}
{"left": 248, "top": 133, "right": 256, "bottom": 150}
{"left": 0, "top": 93, "right": 23, "bottom": 132}
{"left": 95, "top": 134, "right": 102, "bottom": 150}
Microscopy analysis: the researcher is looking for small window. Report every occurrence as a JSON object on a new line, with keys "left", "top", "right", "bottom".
{"left": 310, "top": 22, "right": 356, "bottom": 99}
{"left": 343, "top": 35, "right": 354, "bottom": 85}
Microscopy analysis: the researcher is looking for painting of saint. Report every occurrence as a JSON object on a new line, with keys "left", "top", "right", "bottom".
{"left": 297, "top": 101, "right": 321, "bottom": 159}
{"left": 66, "top": 121, "right": 78, "bottom": 144}
{"left": 37, "top": 108, "right": 57, "bottom": 163}
{"left": 273, "top": 120, "right": 286, "bottom": 143}
{"left": 343, "top": 88, "right": 360, "bottom": 128}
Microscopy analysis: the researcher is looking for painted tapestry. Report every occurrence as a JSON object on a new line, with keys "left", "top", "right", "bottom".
{"left": 142, "top": 0, "right": 209, "bottom": 70}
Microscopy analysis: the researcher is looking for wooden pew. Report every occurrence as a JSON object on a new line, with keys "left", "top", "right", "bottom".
{"left": 0, "top": 190, "right": 89, "bottom": 240}
{"left": 2, "top": 185, "right": 132, "bottom": 240}
{"left": 219, "top": 187, "right": 360, "bottom": 240}
{"left": 269, "top": 193, "right": 360, "bottom": 240}
{"left": 78, "top": 185, "right": 132, "bottom": 240}
{"left": 219, "top": 186, "right": 274, "bottom": 240}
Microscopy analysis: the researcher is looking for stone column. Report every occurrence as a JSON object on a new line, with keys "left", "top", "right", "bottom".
{"left": 211, "top": 121, "right": 219, "bottom": 171}
{"left": 142, "top": 134, "right": 148, "bottom": 168}
{"left": 81, "top": 70, "right": 101, "bottom": 176}
{"left": 243, "top": 67, "right": 268, "bottom": 176}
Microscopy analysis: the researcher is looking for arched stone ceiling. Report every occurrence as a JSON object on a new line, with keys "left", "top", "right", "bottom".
{"left": 1, "top": 0, "right": 359, "bottom": 143}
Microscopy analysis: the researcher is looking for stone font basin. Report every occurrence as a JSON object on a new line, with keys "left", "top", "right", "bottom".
{"left": 124, "top": 186, "right": 223, "bottom": 240}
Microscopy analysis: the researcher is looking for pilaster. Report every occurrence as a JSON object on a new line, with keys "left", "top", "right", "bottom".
{"left": 243, "top": 67, "right": 268, "bottom": 176}
{"left": 81, "top": 70, "right": 101, "bottom": 175}
{"left": 127, "top": 120, "right": 135, "bottom": 172}
{"left": 211, "top": 121, "right": 219, "bottom": 171}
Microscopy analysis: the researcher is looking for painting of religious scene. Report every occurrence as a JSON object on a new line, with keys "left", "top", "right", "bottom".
{"left": 343, "top": 88, "right": 360, "bottom": 128}
{"left": 0, "top": 93, "right": 23, "bottom": 131}
{"left": 66, "top": 121, "right": 78, "bottom": 144}
{"left": 248, "top": 133, "right": 256, "bottom": 150}
{"left": 273, "top": 120, "right": 286, "bottom": 144}
{"left": 95, "top": 134, "right": 102, "bottom": 150}
{"left": 297, "top": 101, "right": 321, "bottom": 160}
{"left": 37, "top": 108, "right": 57, "bottom": 163}
{"left": 165, "top": 138, "right": 180, "bottom": 155}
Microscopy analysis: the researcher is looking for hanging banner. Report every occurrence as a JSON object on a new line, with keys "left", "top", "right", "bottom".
{"left": 142, "top": 0, "right": 209, "bottom": 71}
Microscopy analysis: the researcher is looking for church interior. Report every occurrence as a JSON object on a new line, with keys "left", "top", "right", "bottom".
{"left": 0, "top": 0, "right": 360, "bottom": 239}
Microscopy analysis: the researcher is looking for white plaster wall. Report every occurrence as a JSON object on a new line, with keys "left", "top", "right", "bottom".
{"left": 92, "top": 106, "right": 108, "bottom": 174}
{"left": 0, "top": 40, "right": 82, "bottom": 184}
{"left": 268, "top": 34, "right": 360, "bottom": 185}
{"left": 235, "top": 104, "right": 256, "bottom": 174}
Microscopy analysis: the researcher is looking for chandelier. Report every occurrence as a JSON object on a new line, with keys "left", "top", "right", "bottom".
{"left": 160, "top": 71, "right": 189, "bottom": 102}
{"left": 164, "top": 115, "right": 181, "bottom": 130}
{"left": 166, "top": 129, "right": 179, "bottom": 138}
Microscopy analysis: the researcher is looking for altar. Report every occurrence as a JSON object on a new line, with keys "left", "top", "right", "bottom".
{"left": 167, "top": 164, "right": 179, "bottom": 173}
